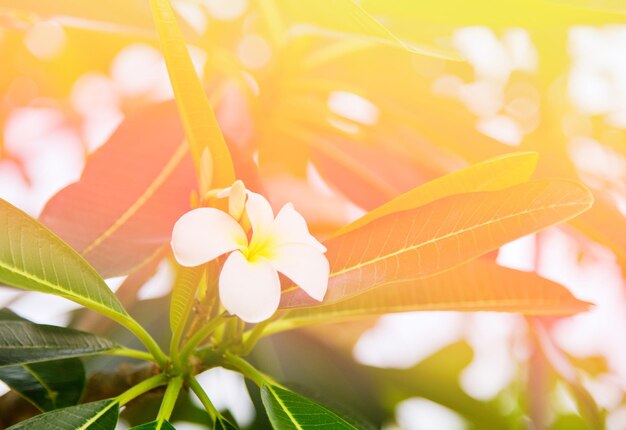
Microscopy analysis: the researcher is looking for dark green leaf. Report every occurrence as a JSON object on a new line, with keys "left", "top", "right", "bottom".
{"left": 0, "top": 321, "right": 114, "bottom": 367}
{"left": 0, "top": 199, "right": 129, "bottom": 320}
{"left": 130, "top": 420, "right": 176, "bottom": 429}
{"left": 6, "top": 399, "right": 119, "bottom": 430}
{"left": 0, "top": 358, "right": 85, "bottom": 411}
{"left": 261, "top": 383, "right": 358, "bottom": 429}
{"left": 214, "top": 415, "right": 238, "bottom": 430}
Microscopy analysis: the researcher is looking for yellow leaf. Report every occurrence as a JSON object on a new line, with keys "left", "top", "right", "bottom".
{"left": 149, "top": 0, "right": 235, "bottom": 189}
{"left": 335, "top": 151, "right": 539, "bottom": 236}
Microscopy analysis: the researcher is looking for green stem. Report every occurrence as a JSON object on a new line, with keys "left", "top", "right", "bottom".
{"left": 116, "top": 374, "right": 168, "bottom": 406}
{"left": 107, "top": 347, "right": 157, "bottom": 362}
{"left": 188, "top": 376, "right": 217, "bottom": 421}
{"left": 157, "top": 377, "right": 184, "bottom": 423}
{"left": 119, "top": 315, "right": 169, "bottom": 367}
{"left": 222, "top": 352, "right": 269, "bottom": 387}
{"left": 240, "top": 315, "right": 277, "bottom": 355}
{"left": 179, "top": 312, "right": 228, "bottom": 363}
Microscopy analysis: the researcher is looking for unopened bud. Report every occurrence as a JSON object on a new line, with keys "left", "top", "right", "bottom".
{"left": 228, "top": 180, "right": 246, "bottom": 221}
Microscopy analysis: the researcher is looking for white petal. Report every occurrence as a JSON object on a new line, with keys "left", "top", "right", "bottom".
{"left": 269, "top": 203, "right": 326, "bottom": 252}
{"left": 219, "top": 251, "right": 281, "bottom": 323}
{"left": 246, "top": 192, "right": 274, "bottom": 240}
{"left": 171, "top": 208, "right": 246, "bottom": 267}
{"left": 268, "top": 244, "right": 329, "bottom": 302}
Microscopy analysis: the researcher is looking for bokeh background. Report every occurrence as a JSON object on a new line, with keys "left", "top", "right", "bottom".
{"left": 1, "top": 1, "right": 626, "bottom": 428}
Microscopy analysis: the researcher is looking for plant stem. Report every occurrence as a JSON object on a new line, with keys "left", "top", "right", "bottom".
{"left": 222, "top": 352, "right": 268, "bottom": 387}
{"left": 157, "top": 377, "right": 184, "bottom": 423}
{"left": 119, "top": 315, "right": 169, "bottom": 367}
{"left": 179, "top": 312, "right": 228, "bottom": 363}
{"left": 187, "top": 376, "right": 217, "bottom": 421}
{"left": 116, "top": 374, "right": 168, "bottom": 406}
{"left": 240, "top": 315, "right": 276, "bottom": 355}
{"left": 107, "top": 347, "right": 157, "bottom": 362}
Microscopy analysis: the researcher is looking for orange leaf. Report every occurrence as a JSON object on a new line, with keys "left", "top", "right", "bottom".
{"left": 281, "top": 179, "right": 593, "bottom": 307}
{"left": 39, "top": 103, "right": 195, "bottom": 278}
{"left": 271, "top": 259, "right": 590, "bottom": 333}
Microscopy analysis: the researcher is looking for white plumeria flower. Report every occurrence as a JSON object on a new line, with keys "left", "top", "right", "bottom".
{"left": 171, "top": 181, "right": 329, "bottom": 323}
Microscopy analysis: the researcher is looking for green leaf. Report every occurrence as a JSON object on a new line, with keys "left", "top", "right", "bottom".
{"left": 149, "top": 0, "right": 236, "bottom": 190}
{"left": 0, "top": 358, "right": 85, "bottom": 411}
{"left": 170, "top": 266, "right": 203, "bottom": 336}
{"left": 0, "top": 309, "right": 86, "bottom": 411}
{"left": 214, "top": 415, "right": 238, "bottom": 430}
{"left": 0, "top": 198, "right": 128, "bottom": 319}
{"left": 130, "top": 420, "right": 176, "bottom": 430}
{"left": 261, "top": 383, "right": 359, "bottom": 429}
{"left": 6, "top": 399, "right": 119, "bottom": 430}
{"left": 0, "top": 321, "right": 114, "bottom": 367}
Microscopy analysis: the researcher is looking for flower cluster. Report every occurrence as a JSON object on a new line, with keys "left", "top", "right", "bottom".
{"left": 171, "top": 181, "right": 329, "bottom": 322}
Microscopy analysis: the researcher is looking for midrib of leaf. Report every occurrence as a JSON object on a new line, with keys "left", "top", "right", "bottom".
{"left": 0, "top": 258, "right": 127, "bottom": 319}
{"left": 22, "top": 364, "right": 56, "bottom": 408}
{"left": 82, "top": 141, "right": 188, "bottom": 255}
{"left": 329, "top": 196, "right": 588, "bottom": 278}
{"left": 266, "top": 385, "right": 305, "bottom": 430}
{"left": 76, "top": 401, "right": 117, "bottom": 430}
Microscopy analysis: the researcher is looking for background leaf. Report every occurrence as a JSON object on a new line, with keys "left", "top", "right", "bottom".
{"left": 0, "top": 198, "right": 128, "bottom": 318}
{"left": 261, "top": 383, "right": 359, "bottom": 429}
{"left": 6, "top": 399, "right": 119, "bottom": 430}
{"left": 39, "top": 102, "right": 195, "bottom": 278}
{"left": 282, "top": 179, "right": 593, "bottom": 306}
{"left": 0, "top": 321, "right": 114, "bottom": 367}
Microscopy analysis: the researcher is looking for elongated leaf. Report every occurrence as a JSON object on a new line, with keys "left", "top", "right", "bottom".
{"left": 270, "top": 259, "right": 589, "bottom": 332}
{"left": 0, "top": 358, "right": 85, "bottom": 411}
{"left": 0, "top": 309, "right": 85, "bottom": 411}
{"left": 149, "top": 0, "right": 236, "bottom": 189}
{"left": 170, "top": 266, "right": 203, "bottom": 335}
{"left": 130, "top": 420, "right": 176, "bottom": 430}
{"left": 0, "top": 321, "right": 114, "bottom": 367}
{"left": 336, "top": 151, "right": 538, "bottom": 235}
{"left": 278, "top": 0, "right": 457, "bottom": 59}
{"left": 6, "top": 399, "right": 119, "bottom": 430}
{"left": 40, "top": 102, "right": 195, "bottom": 278}
{"left": 0, "top": 198, "right": 128, "bottom": 318}
{"left": 261, "top": 383, "right": 358, "bottom": 429}
{"left": 0, "top": 0, "right": 158, "bottom": 36}
{"left": 281, "top": 179, "right": 593, "bottom": 307}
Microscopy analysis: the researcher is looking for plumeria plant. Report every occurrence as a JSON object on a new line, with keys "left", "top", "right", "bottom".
{"left": 0, "top": 0, "right": 610, "bottom": 429}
